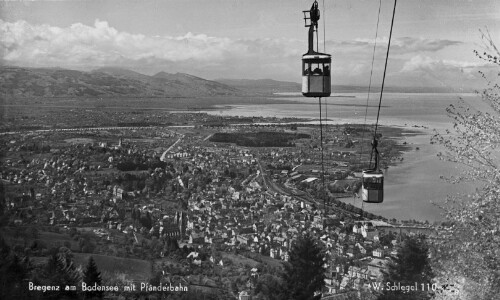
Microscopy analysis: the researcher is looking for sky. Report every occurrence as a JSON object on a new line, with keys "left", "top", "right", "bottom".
{"left": 1, "top": 0, "right": 499, "bottom": 90}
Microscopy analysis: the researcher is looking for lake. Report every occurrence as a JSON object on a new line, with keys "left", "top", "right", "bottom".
{"left": 195, "top": 92, "right": 486, "bottom": 222}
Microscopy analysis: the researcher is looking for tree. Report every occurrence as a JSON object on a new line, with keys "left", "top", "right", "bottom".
{"left": 0, "top": 181, "right": 8, "bottom": 227}
{"left": 32, "top": 247, "right": 81, "bottom": 299}
{"left": 281, "top": 233, "right": 325, "bottom": 300}
{"left": 0, "top": 252, "right": 32, "bottom": 300}
{"left": 431, "top": 29, "right": 500, "bottom": 300}
{"left": 140, "top": 211, "right": 153, "bottom": 229}
{"left": 378, "top": 235, "right": 433, "bottom": 300}
{"left": 83, "top": 256, "right": 103, "bottom": 299}
{"left": 254, "top": 274, "right": 285, "bottom": 300}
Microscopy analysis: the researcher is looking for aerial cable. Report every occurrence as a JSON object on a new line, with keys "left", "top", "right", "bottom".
{"left": 360, "top": 0, "right": 382, "bottom": 167}
{"left": 325, "top": 87, "right": 328, "bottom": 130}
{"left": 356, "top": 0, "right": 396, "bottom": 209}
{"left": 319, "top": 97, "right": 326, "bottom": 213}
{"left": 374, "top": 0, "right": 397, "bottom": 136}
{"left": 320, "top": 0, "right": 331, "bottom": 214}
{"left": 302, "top": 0, "right": 331, "bottom": 213}
{"left": 323, "top": 0, "right": 326, "bottom": 53}
{"left": 322, "top": 0, "right": 328, "bottom": 133}
{"left": 316, "top": 10, "right": 319, "bottom": 54}
{"left": 370, "top": 0, "right": 397, "bottom": 169}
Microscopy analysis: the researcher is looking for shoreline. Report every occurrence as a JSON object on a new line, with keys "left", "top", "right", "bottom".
{"left": 337, "top": 127, "right": 474, "bottom": 222}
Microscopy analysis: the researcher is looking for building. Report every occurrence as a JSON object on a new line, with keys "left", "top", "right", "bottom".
{"left": 239, "top": 291, "right": 250, "bottom": 300}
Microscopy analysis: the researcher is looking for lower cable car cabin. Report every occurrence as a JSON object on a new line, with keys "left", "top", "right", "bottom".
{"left": 302, "top": 53, "right": 331, "bottom": 97}
{"left": 361, "top": 169, "right": 384, "bottom": 203}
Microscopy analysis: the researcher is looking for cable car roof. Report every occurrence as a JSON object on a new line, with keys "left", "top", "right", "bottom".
{"left": 362, "top": 170, "right": 384, "bottom": 177}
{"left": 302, "top": 52, "right": 331, "bottom": 59}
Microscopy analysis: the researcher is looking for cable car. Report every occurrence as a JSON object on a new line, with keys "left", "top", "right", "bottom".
{"left": 302, "top": 54, "right": 331, "bottom": 97}
{"left": 359, "top": 0, "right": 398, "bottom": 204}
{"left": 361, "top": 170, "right": 384, "bottom": 203}
{"left": 302, "top": 1, "right": 331, "bottom": 98}
{"left": 362, "top": 139, "right": 384, "bottom": 203}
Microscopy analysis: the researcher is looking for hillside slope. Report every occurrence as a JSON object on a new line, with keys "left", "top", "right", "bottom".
{"left": 0, "top": 66, "right": 241, "bottom": 97}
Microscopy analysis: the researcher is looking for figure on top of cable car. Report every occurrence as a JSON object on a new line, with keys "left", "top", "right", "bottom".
{"left": 302, "top": 0, "right": 331, "bottom": 98}
{"left": 361, "top": 137, "right": 384, "bottom": 203}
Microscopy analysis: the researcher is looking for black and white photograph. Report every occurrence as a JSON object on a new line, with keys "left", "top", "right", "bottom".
{"left": 0, "top": 0, "right": 499, "bottom": 299}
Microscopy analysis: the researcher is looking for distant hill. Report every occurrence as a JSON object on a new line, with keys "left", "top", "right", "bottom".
{"left": 0, "top": 66, "right": 458, "bottom": 98}
{"left": 93, "top": 67, "right": 153, "bottom": 81}
{"left": 0, "top": 66, "right": 241, "bottom": 97}
{"left": 151, "top": 71, "right": 242, "bottom": 96}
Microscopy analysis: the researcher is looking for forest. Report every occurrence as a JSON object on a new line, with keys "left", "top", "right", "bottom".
{"left": 210, "top": 131, "right": 310, "bottom": 147}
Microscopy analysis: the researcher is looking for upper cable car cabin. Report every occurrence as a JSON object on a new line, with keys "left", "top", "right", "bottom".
{"left": 302, "top": 0, "right": 331, "bottom": 98}
{"left": 361, "top": 170, "right": 384, "bottom": 203}
{"left": 302, "top": 53, "right": 331, "bottom": 97}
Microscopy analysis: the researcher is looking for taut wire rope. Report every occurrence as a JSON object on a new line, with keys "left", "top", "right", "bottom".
{"left": 371, "top": 0, "right": 397, "bottom": 169}
{"left": 374, "top": 0, "right": 397, "bottom": 137}
{"left": 360, "top": 0, "right": 382, "bottom": 169}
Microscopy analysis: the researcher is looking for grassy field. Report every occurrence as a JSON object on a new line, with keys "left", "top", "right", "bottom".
{"left": 221, "top": 252, "right": 260, "bottom": 268}
{"left": 29, "top": 252, "right": 153, "bottom": 282}
{"left": 73, "top": 253, "right": 152, "bottom": 281}
{"left": 0, "top": 227, "right": 80, "bottom": 252}
{"left": 1, "top": 227, "right": 152, "bottom": 280}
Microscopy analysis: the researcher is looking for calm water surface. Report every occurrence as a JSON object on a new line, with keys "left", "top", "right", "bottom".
{"left": 198, "top": 93, "right": 485, "bottom": 221}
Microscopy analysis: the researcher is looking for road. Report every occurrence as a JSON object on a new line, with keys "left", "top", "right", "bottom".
{"left": 160, "top": 135, "right": 185, "bottom": 161}
{"left": 0, "top": 125, "right": 195, "bottom": 136}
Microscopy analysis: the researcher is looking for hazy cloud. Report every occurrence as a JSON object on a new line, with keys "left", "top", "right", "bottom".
{"left": 389, "top": 54, "right": 497, "bottom": 90}
{"left": 0, "top": 18, "right": 487, "bottom": 89}
{"left": 393, "top": 37, "right": 462, "bottom": 53}
{"left": 332, "top": 36, "right": 462, "bottom": 55}
{"left": 401, "top": 55, "right": 486, "bottom": 73}
{"left": 0, "top": 19, "right": 302, "bottom": 78}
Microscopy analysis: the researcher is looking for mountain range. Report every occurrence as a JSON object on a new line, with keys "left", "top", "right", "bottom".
{"left": 0, "top": 66, "right": 241, "bottom": 98}
{"left": 0, "top": 66, "right": 457, "bottom": 98}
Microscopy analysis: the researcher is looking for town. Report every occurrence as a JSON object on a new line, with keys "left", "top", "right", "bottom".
{"left": 0, "top": 111, "right": 438, "bottom": 299}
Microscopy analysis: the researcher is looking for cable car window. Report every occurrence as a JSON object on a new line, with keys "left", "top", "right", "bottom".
{"left": 363, "top": 176, "right": 383, "bottom": 189}
{"left": 324, "top": 63, "right": 330, "bottom": 76}
{"left": 303, "top": 62, "right": 312, "bottom": 75}
{"left": 312, "top": 63, "right": 323, "bottom": 75}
